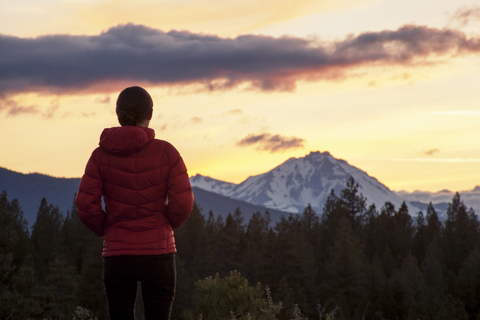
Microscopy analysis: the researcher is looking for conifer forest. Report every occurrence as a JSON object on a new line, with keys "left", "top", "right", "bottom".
{"left": 1, "top": 178, "right": 480, "bottom": 320}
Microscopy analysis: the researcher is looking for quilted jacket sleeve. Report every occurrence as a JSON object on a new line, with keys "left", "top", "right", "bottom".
{"left": 166, "top": 146, "right": 194, "bottom": 229}
{"left": 75, "top": 150, "right": 106, "bottom": 237}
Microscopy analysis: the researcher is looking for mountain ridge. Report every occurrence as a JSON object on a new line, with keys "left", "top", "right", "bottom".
{"left": 2, "top": 150, "right": 478, "bottom": 226}
{"left": 191, "top": 151, "right": 421, "bottom": 215}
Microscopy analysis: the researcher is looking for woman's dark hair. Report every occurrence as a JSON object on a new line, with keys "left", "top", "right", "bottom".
{"left": 116, "top": 86, "right": 153, "bottom": 126}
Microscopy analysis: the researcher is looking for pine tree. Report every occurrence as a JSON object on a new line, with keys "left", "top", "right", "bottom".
{"left": 392, "top": 202, "right": 415, "bottom": 260}
{"left": 435, "top": 295, "right": 468, "bottom": 320}
{"left": 260, "top": 227, "right": 281, "bottom": 297}
{"left": 0, "top": 191, "right": 38, "bottom": 319}
{"left": 320, "top": 178, "right": 368, "bottom": 268}
{"left": 363, "top": 254, "right": 386, "bottom": 319}
{"left": 202, "top": 209, "right": 223, "bottom": 276}
{"left": 216, "top": 207, "right": 245, "bottom": 275}
{"left": 399, "top": 255, "right": 426, "bottom": 318}
{"left": 338, "top": 176, "right": 367, "bottom": 228}
{"left": 372, "top": 202, "right": 395, "bottom": 264}
{"left": 31, "top": 198, "right": 64, "bottom": 282}
{"left": 380, "top": 245, "right": 396, "bottom": 279}
{"left": 44, "top": 258, "right": 79, "bottom": 317}
{"left": 324, "top": 214, "right": 367, "bottom": 320}
{"left": 372, "top": 202, "right": 397, "bottom": 274}
{"left": 274, "top": 276, "right": 295, "bottom": 318}
{"left": 62, "top": 195, "right": 91, "bottom": 274}
{"left": 412, "top": 211, "right": 427, "bottom": 264}
{"left": 243, "top": 210, "right": 270, "bottom": 284}
{"left": 425, "top": 202, "right": 442, "bottom": 245}
{"left": 443, "top": 194, "right": 469, "bottom": 271}
{"left": 173, "top": 202, "right": 207, "bottom": 318}
{"left": 75, "top": 233, "right": 108, "bottom": 319}
{"left": 442, "top": 193, "right": 478, "bottom": 295}
{"left": 421, "top": 239, "right": 445, "bottom": 318}
{"left": 455, "top": 248, "right": 480, "bottom": 320}
{"left": 407, "top": 289, "right": 429, "bottom": 320}
{"left": 372, "top": 202, "right": 414, "bottom": 269}
{"left": 296, "top": 240, "right": 318, "bottom": 318}
{"left": 360, "top": 203, "right": 379, "bottom": 262}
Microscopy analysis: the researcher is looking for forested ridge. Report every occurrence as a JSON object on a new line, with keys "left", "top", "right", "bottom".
{"left": 1, "top": 178, "right": 480, "bottom": 320}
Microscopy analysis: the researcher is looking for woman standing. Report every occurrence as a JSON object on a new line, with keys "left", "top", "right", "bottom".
{"left": 75, "top": 86, "right": 194, "bottom": 320}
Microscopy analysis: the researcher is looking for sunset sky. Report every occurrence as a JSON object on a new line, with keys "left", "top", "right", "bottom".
{"left": 1, "top": 0, "right": 480, "bottom": 192}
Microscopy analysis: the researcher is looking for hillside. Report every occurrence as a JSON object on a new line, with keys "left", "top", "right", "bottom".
{"left": 0, "top": 167, "right": 290, "bottom": 228}
{"left": 0, "top": 167, "right": 81, "bottom": 225}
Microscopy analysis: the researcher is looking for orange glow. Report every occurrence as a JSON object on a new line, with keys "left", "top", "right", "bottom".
{"left": 2, "top": 0, "right": 480, "bottom": 193}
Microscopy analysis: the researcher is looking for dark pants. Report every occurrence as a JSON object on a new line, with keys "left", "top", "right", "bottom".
{"left": 103, "top": 254, "right": 176, "bottom": 320}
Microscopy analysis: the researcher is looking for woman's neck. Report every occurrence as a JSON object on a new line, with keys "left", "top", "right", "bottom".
{"left": 137, "top": 119, "right": 150, "bottom": 127}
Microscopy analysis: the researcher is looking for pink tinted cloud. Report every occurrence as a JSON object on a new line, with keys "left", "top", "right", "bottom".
{"left": 1, "top": 23, "right": 479, "bottom": 98}
{"left": 238, "top": 133, "right": 305, "bottom": 153}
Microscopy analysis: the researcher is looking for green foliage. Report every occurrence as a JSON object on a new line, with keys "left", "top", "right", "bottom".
{"left": 184, "top": 271, "right": 282, "bottom": 320}
{"left": 72, "top": 306, "right": 98, "bottom": 320}
{"left": 290, "top": 305, "right": 307, "bottom": 320}
{"left": 324, "top": 214, "right": 367, "bottom": 320}
{"left": 74, "top": 233, "right": 107, "bottom": 320}
{"left": 435, "top": 295, "right": 469, "bottom": 320}
{"left": 455, "top": 249, "right": 480, "bottom": 319}
{"left": 31, "top": 198, "right": 64, "bottom": 282}
{"left": 0, "top": 191, "right": 39, "bottom": 319}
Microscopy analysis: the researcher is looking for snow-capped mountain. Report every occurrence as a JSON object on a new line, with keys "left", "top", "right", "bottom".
{"left": 189, "top": 175, "right": 236, "bottom": 195}
{"left": 191, "top": 151, "right": 421, "bottom": 215}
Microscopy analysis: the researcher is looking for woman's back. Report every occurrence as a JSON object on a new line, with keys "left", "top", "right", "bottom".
{"left": 76, "top": 125, "right": 193, "bottom": 257}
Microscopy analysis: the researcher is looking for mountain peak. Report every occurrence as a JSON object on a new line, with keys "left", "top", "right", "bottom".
{"left": 191, "top": 150, "right": 412, "bottom": 214}
{"left": 305, "top": 150, "right": 331, "bottom": 157}
{"left": 296, "top": 150, "right": 332, "bottom": 160}
{"left": 283, "top": 150, "right": 334, "bottom": 167}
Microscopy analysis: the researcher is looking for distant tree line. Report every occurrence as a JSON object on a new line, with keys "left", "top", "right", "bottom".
{"left": 1, "top": 177, "right": 480, "bottom": 320}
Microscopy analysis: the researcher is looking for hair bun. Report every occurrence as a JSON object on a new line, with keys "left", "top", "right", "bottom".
{"left": 117, "top": 110, "right": 136, "bottom": 126}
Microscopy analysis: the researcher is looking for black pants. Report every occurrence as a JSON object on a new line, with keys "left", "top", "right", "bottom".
{"left": 103, "top": 254, "right": 176, "bottom": 320}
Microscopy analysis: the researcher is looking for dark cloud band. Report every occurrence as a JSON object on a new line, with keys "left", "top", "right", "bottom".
{"left": 238, "top": 133, "right": 305, "bottom": 153}
{"left": 1, "top": 23, "right": 479, "bottom": 96}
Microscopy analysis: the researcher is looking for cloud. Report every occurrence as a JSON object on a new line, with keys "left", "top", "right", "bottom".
{"left": 95, "top": 95, "right": 111, "bottom": 104}
{"left": 223, "top": 109, "right": 243, "bottom": 116}
{"left": 189, "top": 116, "right": 203, "bottom": 124}
{"left": 423, "top": 148, "right": 440, "bottom": 156}
{"left": 81, "top": 111, "right": 96, "bottom": 117}
{"left": 0, "top": 97, "right": 61, "bottom": 118}
{"left": 237, "top": 133, "right": 305, "bottom": 153}
{"left": 1, "top": 23, "right": 480, "bottom": 97}
{"left": 450, "top": 5, "right": 480, "bottom": 26}
{"left": 221, "top": 108, "right": 260, "bottom": 124}
{"left": 0, "top": 98, "right": 40, "bottom": 117}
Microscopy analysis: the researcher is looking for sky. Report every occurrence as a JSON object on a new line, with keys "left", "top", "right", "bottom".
{"left": 1, "top": 0, "right": 480, "bottom": 192}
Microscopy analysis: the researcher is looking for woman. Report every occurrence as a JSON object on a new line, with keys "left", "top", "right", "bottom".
{"left": 75, "top": 86, "right": 194, "bottom": 320}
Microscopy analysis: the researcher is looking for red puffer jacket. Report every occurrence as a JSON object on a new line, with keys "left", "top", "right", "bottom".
{"left": 75, "top": 126, "right": 193, "bottom": 257}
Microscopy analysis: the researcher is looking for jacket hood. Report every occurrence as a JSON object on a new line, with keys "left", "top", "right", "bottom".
{"left": 99, "top": 126, "right": 155, "bottom": 156}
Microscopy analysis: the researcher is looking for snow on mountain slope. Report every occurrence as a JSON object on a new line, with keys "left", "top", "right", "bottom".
{"left": 191, "top": 151, "right": 421, "bottom": 215}
{"left": 190, "top": 174, "right": 236, "bottom": 194}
